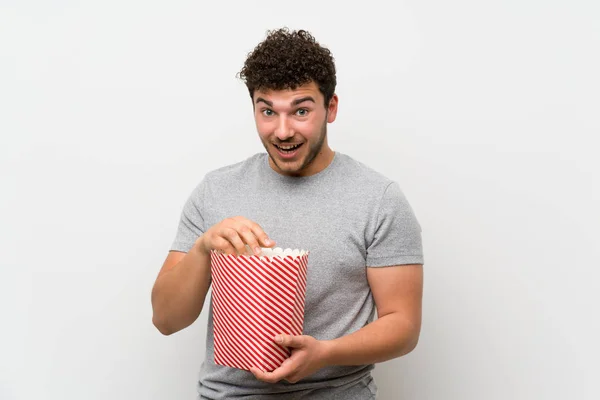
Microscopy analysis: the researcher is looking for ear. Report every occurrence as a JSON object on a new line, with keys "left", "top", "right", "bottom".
{"left": 327, "top": 94, "right": 339, "bottom": 123}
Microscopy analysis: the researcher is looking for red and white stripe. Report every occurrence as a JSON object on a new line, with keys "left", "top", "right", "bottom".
{"left": 210, "top": 251, "right": 309, "bottom": 372}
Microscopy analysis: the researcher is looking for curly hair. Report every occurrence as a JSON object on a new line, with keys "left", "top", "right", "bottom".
{"left": 237, "top": 28, "right": 337, "bottom": 106}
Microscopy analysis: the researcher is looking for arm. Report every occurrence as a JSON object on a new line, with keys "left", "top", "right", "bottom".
{"left": 152, "top": 217, "right": 275, "bottom": 336}
{"left": 326, "top": 181, "right": 425, "bottom": 363}
{"left": 324, "top": 263, "right": 423, "bottom": 364}
{"left": 251, "top": 263, "right": 423, "bottom": 383}
{"left": 151, "top": 242, "right": 212, "bottom": 336}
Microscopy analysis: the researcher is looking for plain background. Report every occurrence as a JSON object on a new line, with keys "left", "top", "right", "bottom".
{"left": 1, "top": 1, "right": 599, "bottom": 399}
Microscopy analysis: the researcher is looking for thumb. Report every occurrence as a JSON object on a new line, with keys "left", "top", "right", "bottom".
{"left": 275, "top": 334, "right": 304, "bottom": 349}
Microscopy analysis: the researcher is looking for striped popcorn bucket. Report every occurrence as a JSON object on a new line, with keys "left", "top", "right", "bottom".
{"left": 209, "top": 247, "right": 309, "bottom": 372}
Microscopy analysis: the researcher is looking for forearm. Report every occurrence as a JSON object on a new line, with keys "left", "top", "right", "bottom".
{"left": 151, "top": 246, "right": 211, "bottom": 335}
{"left": 323, "top": 312, "right": 420, "bottom": 366}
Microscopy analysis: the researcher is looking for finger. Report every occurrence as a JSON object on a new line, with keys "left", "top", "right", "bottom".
{"left": 245, "top": 220, "right": 275, "bottom": 249}
{"left": 250, "top": 367, "right": 275, "bottom": 383}
{"left": 212, "top": 236, "right": 237, "bottom": 255}
{"left": 221, "top": 227, "right": 246, "bottom": 255}
{"left": 236, "top": 223, "right": 263, "bottom": 255}
{"left": 275, "top": 334, "right": 305, "bottom": 349}
{"left": 250, "top": 363, "right": 294, "bottom": 384}
{"left": 231, "top": 217, "right": 275, "bottom": 249}
{"left": 285, "top": 374, "right": 301, "bottom": 384}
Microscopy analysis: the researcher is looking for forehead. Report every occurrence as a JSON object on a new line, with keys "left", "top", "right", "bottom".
{"left": 253, "top": 81, "right": 323, "bottom": 106}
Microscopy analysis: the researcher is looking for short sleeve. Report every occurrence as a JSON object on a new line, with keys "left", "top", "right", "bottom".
{"left": 170, "top": 179, "right": 207, "bottom": 253}
{"left": 366, "top": 182, "right": 424, "bottom": 267}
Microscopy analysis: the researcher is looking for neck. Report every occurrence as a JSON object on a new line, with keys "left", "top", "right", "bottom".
{"left": 306, "top": 144, "right": 334, "bottom": 176}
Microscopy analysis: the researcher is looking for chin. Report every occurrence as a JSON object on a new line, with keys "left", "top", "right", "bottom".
{"left": 272, "top": 157, "right": 306, "bottom": 175}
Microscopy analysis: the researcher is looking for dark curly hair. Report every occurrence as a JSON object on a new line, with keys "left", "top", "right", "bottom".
{"left": 237, "top": 28, "right": 337, "bottom": 107}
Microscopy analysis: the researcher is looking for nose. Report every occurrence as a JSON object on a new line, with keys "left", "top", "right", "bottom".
{"left": 274, "top": 116, "right": 294, "bottom": 141}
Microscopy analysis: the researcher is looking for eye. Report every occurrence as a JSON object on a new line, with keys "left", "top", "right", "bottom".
{"left": 296, "top": 108, "right": 309, "bottom": 117}
{"left": 262, "top": 109, "right": 274, "bottom": 117}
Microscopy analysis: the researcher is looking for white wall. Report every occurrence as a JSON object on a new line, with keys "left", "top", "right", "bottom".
{"left": 1, "top": 1, "right": 598, "bottom": 399}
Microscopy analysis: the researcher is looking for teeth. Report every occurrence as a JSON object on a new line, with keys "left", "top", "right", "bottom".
{"left": 278, "top": 144, "right": 300, "bottom": 150}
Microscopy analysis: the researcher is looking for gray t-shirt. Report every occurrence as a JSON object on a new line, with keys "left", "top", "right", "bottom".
{"left": 170, "top": 151, "right": 424, "bottom": 399}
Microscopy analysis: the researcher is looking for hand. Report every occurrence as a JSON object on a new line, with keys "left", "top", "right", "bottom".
{"left": 195, "top": 216, "right": 275, "bottom": 257}
{"left": 250, "top": 334, "right": 331, "bottom": 384}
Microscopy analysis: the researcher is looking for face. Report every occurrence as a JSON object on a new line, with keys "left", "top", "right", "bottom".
{"left": 253, "top": 81, "right": 338, "bottom": 177}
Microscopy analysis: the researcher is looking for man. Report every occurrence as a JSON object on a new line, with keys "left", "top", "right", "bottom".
{"left": 151, "top": 27, "right": 424, "bottom": 399}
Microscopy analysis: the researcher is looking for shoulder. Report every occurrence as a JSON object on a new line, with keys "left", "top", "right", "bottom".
{"left": 203, "top": 152, "right": 265, "bottom": 183}
{"left": 334, "top": 152, "right": 395, "bottom": 193}
{"left": 183, "top": 153, "right": 265, "bottom": 201}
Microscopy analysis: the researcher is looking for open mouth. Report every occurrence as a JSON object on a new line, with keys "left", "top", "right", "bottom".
{"left": 274, "top": 143, "right": 303, "bottom": 154}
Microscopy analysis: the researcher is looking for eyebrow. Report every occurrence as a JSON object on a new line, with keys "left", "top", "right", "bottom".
{"left": 255, "top": 96, "right": 316, "bottom": 107}
{"left": 292, "top": 96, "right": 315, "bottom": 106}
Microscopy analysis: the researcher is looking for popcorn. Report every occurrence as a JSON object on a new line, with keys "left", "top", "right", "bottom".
{"left": 209, "top": 247, "right": 309, "bottom": 371}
